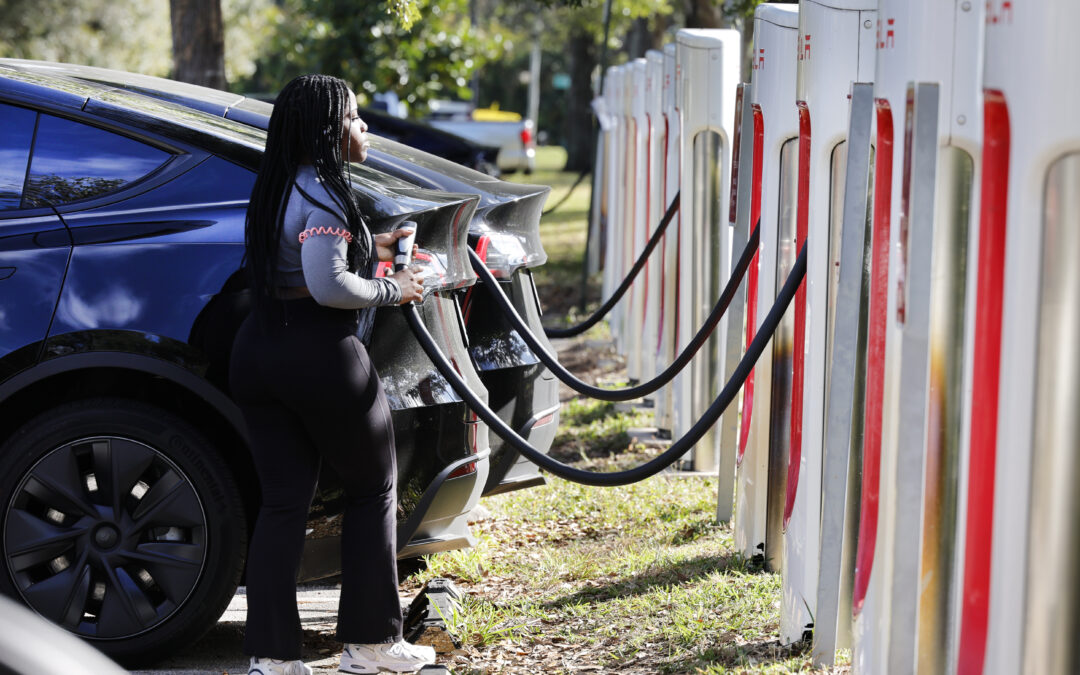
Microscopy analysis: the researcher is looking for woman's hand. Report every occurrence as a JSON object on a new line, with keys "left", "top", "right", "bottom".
{"left": 391, "top": 265, "right": 426, "bottom": 304}
{"left": 375, "top": 229, "right": 417, "bottom": 262}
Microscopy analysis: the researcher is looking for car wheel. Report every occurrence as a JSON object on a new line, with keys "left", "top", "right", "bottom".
{"left": 0, "top": 398, "right": 247, "bottom": 666}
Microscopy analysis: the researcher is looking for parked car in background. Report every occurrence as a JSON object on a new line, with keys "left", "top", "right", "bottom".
{"left": 426, "top": 99, "right": 537, "bottom": 175}
{"left": 359, "top": 105, "right": 501, "bottom": 177}
{"left": 0, "top": 60, "right": 562, "bottom": 501}
{"left": 0, "top": 64, "right": 494, "bottom": 665}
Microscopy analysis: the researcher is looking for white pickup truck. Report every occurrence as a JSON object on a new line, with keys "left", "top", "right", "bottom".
{"left": 426, "top": 100, "right": 536, "bottom": 174}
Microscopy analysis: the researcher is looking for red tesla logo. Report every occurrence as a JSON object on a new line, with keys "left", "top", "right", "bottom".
{"left": 755, "top": 48, "right": 765, "bottom": 71}
{"left": 987, "top": 0, "right": 1013, "bottom": 24}
{"left": 799, "top": 34, "right": 811, "bottom": 61}
{"left": 877, "top": 18, "right": 896, "bottom": 49}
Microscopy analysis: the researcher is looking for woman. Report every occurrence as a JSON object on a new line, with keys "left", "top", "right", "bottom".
{"left": 229, "top": 74, "right": 434, "bottom": 675}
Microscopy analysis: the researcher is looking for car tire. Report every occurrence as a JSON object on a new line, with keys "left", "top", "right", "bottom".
{"left": 0, "top": 398, "right": 247, "bottom": 666}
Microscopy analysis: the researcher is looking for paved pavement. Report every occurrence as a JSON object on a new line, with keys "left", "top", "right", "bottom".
{"left": 133, "top": 582, "right": 378, "bottom": 675}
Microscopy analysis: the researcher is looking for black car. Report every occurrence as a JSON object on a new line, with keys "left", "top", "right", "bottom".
{"left": 0, "top": 60, "right": 562, "bottom": 499}
{"left": 0, "top": 66, "right": 500, "bottom": 664}
{"left": 355, "top": 105, "right": 501, "bottom": 177}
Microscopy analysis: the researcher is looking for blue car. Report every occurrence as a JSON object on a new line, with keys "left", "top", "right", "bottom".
{"left": 0, "top": 63, "right": 555, "bottom": 665}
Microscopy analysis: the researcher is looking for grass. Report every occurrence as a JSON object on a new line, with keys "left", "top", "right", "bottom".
{"left": 402, "top": 146, "right": 843, "bottom": 674}
{"left": 507, "top": 146, "right": 599, "bottom": 319}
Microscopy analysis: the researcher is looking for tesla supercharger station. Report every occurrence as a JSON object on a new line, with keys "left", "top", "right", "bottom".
{"left": 603, "top": 65, "right": 626, "bottom": 343}
{"left": 642, "top": 50, "right": 665, "bottom": 389}
{"left": 1012, "top": 5, "right": 1080, "bottom": 673}
{"left": 717, "top": 84, "right": 752, "bottom": 523}
{"left": 655, "top": 43, "right": 680, "bottom": 437}
{"left": 950, "top": 3, "right": 1080, "bottom": 674}
{"left": 845, "top": 2, "right": 986, "bottom": 674}
{"left": 588, "top": 72, "right": 617, "bottom": 278}
{"left": 734, "top": 2, "right": 799, "bottom": 570}
{"left": 617, "top": 64, "right": 637, "bottom": 357}
{"left": 675, "top": 29, "right": 740, "bottom": 472}
{"left": 780, "top": 0, "right": 875, "bottom": 658}
{"left": 623, "top": 59, "right": 649, "bottom": 383}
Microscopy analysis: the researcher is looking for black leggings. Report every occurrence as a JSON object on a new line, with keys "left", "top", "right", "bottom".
{"left": 229, "top": 298, "right": 402, "bottom": 659}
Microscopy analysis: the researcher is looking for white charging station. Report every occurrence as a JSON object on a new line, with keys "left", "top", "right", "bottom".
{"left": 642, "top": 49, "right": 665, "bottom": 388}
{"left": 842, "top": 2, "right": 986, "bottom": 674}
{"left": 780, "top": 0, "right": 876, "bottom": 659}
{"left": 717, "top": 84, "right": 752, "bottom": 524}
{"left": 675, "top": 28, "right": 740, "bottom": 471}
{"left": 655, "top": 43, "right": 681, "bottom": 436}
{"left": 1012, "top": 5, "right": 1080, "bottom": 673}
{"left": 603, "top": 65, "right": 626, "bottom": 344}
{"left": 734, "top": 2, "right": 799, "bottom": 570}
{"left": 623, "top": 59, "right": 649, "bottom": 383}
{"left": 588, "top": 70, "right": 617, "bottom": 279}
{"left": 951, "top": 3, "right": 1080, "bottom": 674}
{"left": 617, "top": 64, "right": 635, "bottom": 356}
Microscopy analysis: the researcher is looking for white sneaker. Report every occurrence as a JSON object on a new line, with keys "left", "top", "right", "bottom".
{"left": 248, "top": 656, "right": 313, "bottom": 675}
{"left": 338, "top": 640, "right": 436, "bottom": 673}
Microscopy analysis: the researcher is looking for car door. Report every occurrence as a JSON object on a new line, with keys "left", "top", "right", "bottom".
{"left": 0, "top": 102, "right": 72, "bottom": 380}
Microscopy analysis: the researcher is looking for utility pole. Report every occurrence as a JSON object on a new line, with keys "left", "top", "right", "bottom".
{"left": 527, "top": 16, "right": 542, "bottom": 128}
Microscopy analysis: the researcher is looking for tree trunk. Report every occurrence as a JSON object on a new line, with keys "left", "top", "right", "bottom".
{"left": 564, "top": 25, "right": 597, "bottom": 172}
{"left": 684, "top": 0, "right": 724, "bottom": 29}
{"left": 169, "top": 0, "right": 226, "bottom": 89}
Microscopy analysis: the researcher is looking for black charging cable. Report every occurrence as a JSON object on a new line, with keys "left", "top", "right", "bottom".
{"left": 404, "top": 243, "right": 806, "bottom": 486}
{"left": 473, "top": 222, "right": 759, "bottom": 402}
{"left": 545, "top": 192, "right": 680, "bottom": 338}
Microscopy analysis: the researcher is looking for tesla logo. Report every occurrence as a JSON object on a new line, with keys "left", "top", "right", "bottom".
{"left": 664, "top": 73, "right": 670, "bottom": 90}
{"left": 799, "top": 34, "right": 811, "bottom": 61}
{"left": 987, "top": 0, "right": 1013, "bottom": 24}
{"left": 877, "top": 18, "right": 896, "bottom": 49}
{"left": 754, "top": 48, "right": 766, "bottom": 71}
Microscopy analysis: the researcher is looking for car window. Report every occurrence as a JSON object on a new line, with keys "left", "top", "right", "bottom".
{"left": 23, "top": 113, "right": 171, "bottom": 208}
{"left": 0, "top": 103, "right": 36, "bottom": 210}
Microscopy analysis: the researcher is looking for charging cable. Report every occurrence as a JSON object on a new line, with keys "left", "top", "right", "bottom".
{"left": 471, "top": 222, "right": 758, "bottom": 401}
{"left": 404, "top": 243, "right": 806, "bottom": 486}
{"left": 545, "top": 192, "right": 680, "bottom": 338}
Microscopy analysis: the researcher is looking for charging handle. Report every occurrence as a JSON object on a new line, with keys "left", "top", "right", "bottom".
{"left": 395, "top": 221, "right": 418, "bottom": 272}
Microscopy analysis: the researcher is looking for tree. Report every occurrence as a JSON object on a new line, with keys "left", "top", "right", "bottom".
{"left": 239, "top": 0, "right": 506, "bottom": 113}
{"left": 0, "top": 0, "right": 172, "bottom": 75}
{"left": 0, "top": 0, "right": 277, "bottom": 89}
{"left": 169, "top": 0, "right": 227, "bottom": 89}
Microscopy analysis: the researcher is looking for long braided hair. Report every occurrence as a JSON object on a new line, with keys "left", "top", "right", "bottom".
{"left": 244, "top": 74, "right": 372, "bottom": 314}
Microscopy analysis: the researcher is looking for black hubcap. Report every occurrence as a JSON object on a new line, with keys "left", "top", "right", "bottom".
{"left": 3, "top": 436, "right": 208, "bottom": 639}
{"left": 92, "top": 524, "right": 120, "bottom": 550}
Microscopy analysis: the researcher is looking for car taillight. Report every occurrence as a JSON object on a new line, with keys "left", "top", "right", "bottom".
{"left": 474, "top": 234, "right": 491, "bottom": 265}
{"left": 957, "top": 88, "right": 1010, "bottom": 675}
{"left": 520, "top": 126, "right": 534, "bottom": 147}
{"left": 783, "top": 100, "right": 811, "bottom": 529}
{"left": 532, "top": 412, "right": 555, "bottom": 427}
{"left": 852, "top": 98, "right": 895, "bottom": 616}
{"left": 472, "top": 231, "right": 530, "bottom": 278}
{"left": 449, "top": 411, "right": 481, "bottom": 479}
{"left": 375, "top": 261, "right": 392, "bottom": 278}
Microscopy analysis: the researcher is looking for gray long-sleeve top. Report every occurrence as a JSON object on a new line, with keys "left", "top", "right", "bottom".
{"left": 277, "top": 165, "right": 402, "bottom": 308}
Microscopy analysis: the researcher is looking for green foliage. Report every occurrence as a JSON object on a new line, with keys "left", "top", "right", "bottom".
{"left": 0, "top": 0, "right": 172, "bottom": 75}
{"left": 239, "top": 0, "right": 507, "bottom": 112}
{"left": 0, "top": 0, "right": 277, "bottom": 87}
